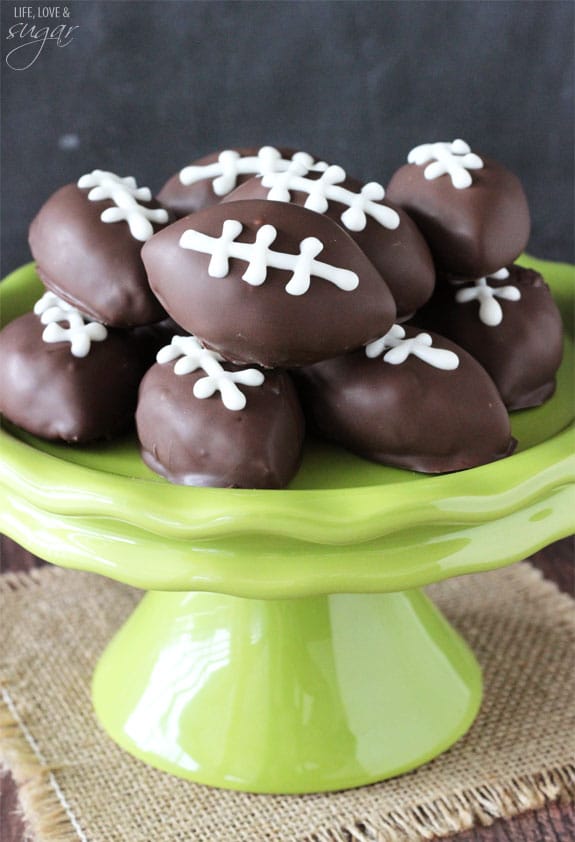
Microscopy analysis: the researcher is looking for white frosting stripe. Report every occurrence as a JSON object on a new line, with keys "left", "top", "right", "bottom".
{"left": 179, "top": 146, "right": 326, "bottom": 194}
{"left": 407, "top": 139, "right": 484, "bottom": 189}
{"left": 261, "top": 153, "right": 315, "bottom": 203}
{"left": 157, "top": 335, "right": 265, "bottom": 411}
{"left": 366, "top": 325, "right": 459, "bottom": 370}
{"left": 77, "top": 170, "right": 168, "bottom": 241}
{"left": 261, "top": 165, "right": 399, "bottom": 232}
{"left": 179, "top": 221, "right": 359, "bottom": 296}
{"left": 33, "top": 292, "right": 108, "bottom": 358}
{"left": 241, "top": 224, "right": 276, "bottom": 286}
{"left": 489, "top": 267, "right": 511, "bottom": 280}
{"left": 454, "top": 270, "right": 521, "bottom": 326}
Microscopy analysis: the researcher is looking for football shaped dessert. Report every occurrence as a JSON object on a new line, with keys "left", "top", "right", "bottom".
{"left": 142, "top": 199, "right": 396, "bottom": 368}
{"left": 414, "top": 264, "right": 564, "bottom": 410}
{"left": 136, "top": 335, "right": 304, "bottom": 488}
{"left": 29, "top": 170, "right": 170, "bottom": 327}
{"left": 387, "top": 139, "right": 530, "bottom": 278}
{"left": 296, "top": 324, "right": 515, "bottom": 473}
{"left": 0, "top": 292, "right": 144, "bottom": 443}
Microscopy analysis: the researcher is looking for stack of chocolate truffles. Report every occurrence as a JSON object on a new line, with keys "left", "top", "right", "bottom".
{"left": 0, "top": 172, "right": 173, "bottom": 444}
{"left": 0, "top": 141, "right": 564, "bottom": 488}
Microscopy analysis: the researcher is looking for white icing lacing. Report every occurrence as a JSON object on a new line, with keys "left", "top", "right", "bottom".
{"left": 157, "top": 335, "right": 265, "bottom": 411}
{"left": 33, "top": 292, "right": 108, "bottom": 358}
{"left": 77, "top": 170, "right": 169, "bottom": 241}
{"left": 454, "top": 268, "right": 520, "bottom": 326}
{"left": 260, "top": 163, "right": 400, "bottom": 233}
{"left": 179, "top": 219, "right": 359, "bottom": 296}
{"left": 365, "top": 324, "right": 459, "bottom": 370}
{"left": 407, "top": 139, "right": 484, "bottom": 189}
{"left": 179, "top": 146, "right": 328, "bottom": 195}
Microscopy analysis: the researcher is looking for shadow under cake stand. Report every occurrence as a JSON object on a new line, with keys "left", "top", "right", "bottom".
{"left": 0, "top": 258, "right": 573, "bottom": 794}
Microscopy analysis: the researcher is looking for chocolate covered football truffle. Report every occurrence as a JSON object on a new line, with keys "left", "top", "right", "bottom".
{"left": 29, "top": 170, "right": 170, "bottom": 328}
{"left": 386, "top": 139, "right": 530, "bottom": 277}
{"left": 296, "top": 324, "right": 514, "bottom": 473}
{"left": 0, "top": 293, "right": 145, "bottom": 443}
{"left": 157, "top": 146, "right": 326, "bottom": 218}
{"left": 414, "top": 264, "right": 564, "bottom": 410}
{"left": 136, "top": 335, "right": 305, "bottom": 488}
{"left": 222, "top": 166, "right": 435, "bottom": 320}
{"left": 142, "top": 199, "right": 397, "bottom": 368}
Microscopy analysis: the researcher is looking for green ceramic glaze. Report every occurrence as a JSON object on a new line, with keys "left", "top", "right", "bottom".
{"left": 92, "top": 587, "right": 482, "bottom": 793}
{"left": 0, "top": 258, "right": 573, "bottom": 792}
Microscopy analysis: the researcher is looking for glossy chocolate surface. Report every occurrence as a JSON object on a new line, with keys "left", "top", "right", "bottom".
{"left": 142, "top": 200, "right": 397, "bottom": 368}
{"left": 413, "top": 265, "right": 564, "bottom": 410}
{"left": 222, "top": 175, "right": 436, "bottom": 319}
{"left": 296, "top": 326, "right": 514, "bottom": 473}
{"left": 136, "top": 361, "right": 305, "bottom": 488}
{"left": 28, "top": 183, "right": 168, "bottom": 327}
{"left": 386, "top": 157, "right": 530, "bottom": 277}
{"left": 0, "top": 312, "right": 144, "bottom": 443}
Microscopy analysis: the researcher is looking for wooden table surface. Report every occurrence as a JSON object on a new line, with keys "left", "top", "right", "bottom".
{"left": 1, "top": 534, "right": 573, "bottom": 841}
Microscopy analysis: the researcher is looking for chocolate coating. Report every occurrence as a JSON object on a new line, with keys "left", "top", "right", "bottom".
{"left": 142, "top": 200, "right": 397, "bottom": 368}
{"left": 29, "top": 183, "right": 168, "bottom": 327}
{"left": 0, "top": 312, "right": 144, "bottom": 443}
{"left": 157, "top": 147, "right": 325, "bottom": 218}
{"left": 222, "top": 174, "right": 436, "bottom": 319}
{"left": 136, "top": 361, "right": 305, "bottom": 488}
{"left": 386, "top": 156, "right": 530, "bottom": 277}
{"left": 296, "top": 327, "right": 514, "bottom": 473}
{"left": 129, "top": 318, "right": 187, "bottom": 370}
{"left": 413, "top": 265, "right": 564, "bottom": 410}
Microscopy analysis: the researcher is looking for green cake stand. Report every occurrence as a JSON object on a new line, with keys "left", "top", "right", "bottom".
{"left": 0, "top": 258, "right": 573, "bottom": 794}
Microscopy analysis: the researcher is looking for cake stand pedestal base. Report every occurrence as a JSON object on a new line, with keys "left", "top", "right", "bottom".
{"left": 92, "top": 587, "right": 482, "bottom": 794}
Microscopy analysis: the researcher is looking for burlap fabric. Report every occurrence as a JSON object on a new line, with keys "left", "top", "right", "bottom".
{"left": 0, "top": 563, "right": 574, "bottom": 842}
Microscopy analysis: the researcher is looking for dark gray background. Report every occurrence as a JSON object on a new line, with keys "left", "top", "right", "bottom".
{"left": 2, "top": 0, "right": 573, "bottom": 277}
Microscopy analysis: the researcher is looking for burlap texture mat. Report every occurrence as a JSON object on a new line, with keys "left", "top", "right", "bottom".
{"left": 0, "top": 563, "right": 574, "bottom": 842}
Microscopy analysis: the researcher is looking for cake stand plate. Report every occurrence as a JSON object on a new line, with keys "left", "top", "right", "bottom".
{"left": 1, "top": 258, "right": 573, "bottom": 793}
